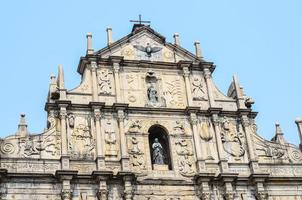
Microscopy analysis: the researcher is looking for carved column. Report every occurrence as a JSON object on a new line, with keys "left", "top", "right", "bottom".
{"left": 240, "top": 114, "right": 259, "bottom": 172}
{"left": 115, "top": 103, "right": 130, "bottom": 171}
{"left": 58, "top": 101, "right": 71, "bottom": 170}
{"left": 203, "top": 67, "right": 216, "bottom": 107}
{"left": 187, "top": 107, "right": 206, "bottom": 172}
{"left": 179, "top": 61, "right": 193, "bottom": 106}
{"left": 110, "top": 56, "right": 123, "bottom": 103}
{"left": 211, "top": 111, "right": 228, "bottom": 172}
{"left": 90, "top": 61, "right": 99, "bottom": 102}
{"left": 91, "top": 102, "right": 106, "bottom": 170}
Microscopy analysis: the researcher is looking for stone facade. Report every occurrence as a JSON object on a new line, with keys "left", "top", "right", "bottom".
{"left": 0, "top": 24, "right": 302, "bottom": 200}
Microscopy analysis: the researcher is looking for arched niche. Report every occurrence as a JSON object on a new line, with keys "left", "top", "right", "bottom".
{"left": 148, "top": 125, "right": 172, "bottom": 170}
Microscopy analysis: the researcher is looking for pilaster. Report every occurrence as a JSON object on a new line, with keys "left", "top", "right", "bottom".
{"left": 186, "top": 106, "right": 206, "bottom": 172}
{"left": 114, "top": 103, "right": 130, "bottom": 171}
{"left": 179, "top": 61, "right": 193, "bottom": 106}
{"left": 110, "top": 56, "right": 124, "bottom": 103}
{"left": 90, "top": 60, "right": 99, "bottom": 102}
{"left": 203, "top": 66, "right": 216, "bottom": 108}
{"left": 57, "top": 100, "right": 71, "bottom": 170}
{"left": 90, "top": 102, "right": 106, "bottom": 170}
{"left": 218, "top": 173, "right": 238, "bottom": 200}
{"left": 209, "top": 108, "right": 228, "bottom": 172}
{"left": 195, "top": 173, "right": 215, "bottom": 200}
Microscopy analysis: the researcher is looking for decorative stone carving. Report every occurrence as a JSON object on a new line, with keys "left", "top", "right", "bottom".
{"left": 108, "top": 185, "right": 122, "bottom": 200}
{"left": 67, "top": 113, "right": 75, "bottom": 128}
{"left": 175, "top": 139, "right": 195, "bottom": 176}
{"left": 199, "top": 120, "right": 213, "bottom": 141}
{"left": 289, "top": 148, "right": 302, "bottom": 162}
{"left": 162, "top": 79, "right": 185, "bottom": 108}
{"left": 105, "top": 120, "right": 118, "bottom": 156}
{"left": 128, "top": 137, "right": 145, "bottom": 171}
{"left": 69, "top": 123, "right": 95, "bottom": 159}
{"left": 145, "top": 71, "right": 164, "bottom": 107}
{"left": 16, "top": 114, "right": 60, "bottom": 158}
{"left": 192, "top": 76, "right": 206, "bottom": 100}
{"left": 255, "top": 191, "right": 268, "bottom": 200}
{"left": 223, "top": 191, "right": 235, "bottom": 200}
{"left": 200, "top": 192, "right": 211, "bottom": 200}
{"left": 61, "top": 189, "right": 71, "bottom": 200}
{"left": 173, "top": 121, "right": 185, "bottom": 135}
{"left": 97, "top": 189, "right": 108, "bottom": 200}
{"left": 133, "top": 43, "right": 162, "bottom": 58}
{"left": 98, "top": 69, "right": 113, "bottom": 95}
{"left": 128, "top": 120, "right": 142, "bottom": 133}
{"left": 221, "top": 117, "right": 245, "bottom": 158}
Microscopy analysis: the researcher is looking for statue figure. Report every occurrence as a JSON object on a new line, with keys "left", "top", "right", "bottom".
{"left": 152, "top": 138, "right": 165, "bottom": 165}
{"left": 147, "top": 83, "right": 158, "bottom": 103}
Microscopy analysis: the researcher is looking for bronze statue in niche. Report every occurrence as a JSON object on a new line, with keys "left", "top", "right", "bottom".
{"left": 148, "top": 125, "right": 172, "bottom": 169}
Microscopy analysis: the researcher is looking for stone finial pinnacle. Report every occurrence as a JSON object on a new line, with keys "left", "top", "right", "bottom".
{"left": 106, "top": 27, "right": 113, "bottom": 46}
{"left": 194, "top": 41, "right": 203, "bottom": 58}
{"left": 57, "top": 64, "right": 64, "bottom": 89}
{"left": 272, "top": 122, "right": 286, "bottom": 145}
{"left": 295, "top": 117, "right": 302, "bottom": 149}
{"left": 17, "top": 113, "right": 28, "bottom": 137}
{"left": 173, "top": 33, "right": 180, "bottom": 46}
{"left": 86, "top": 32, "right": 94, "bottom": 55}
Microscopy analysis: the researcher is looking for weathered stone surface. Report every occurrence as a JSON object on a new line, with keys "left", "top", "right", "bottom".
{"left": 0, "top": 23, "right": 301, "bottom": 199}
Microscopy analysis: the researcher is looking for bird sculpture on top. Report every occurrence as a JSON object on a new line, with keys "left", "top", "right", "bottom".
{"left": 133, "top": 43, "right": 162, "bottom": 57}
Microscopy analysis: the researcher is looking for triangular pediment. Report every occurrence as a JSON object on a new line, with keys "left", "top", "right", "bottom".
{"left": 95, "top": 25, "right": 202, "bottom": 63}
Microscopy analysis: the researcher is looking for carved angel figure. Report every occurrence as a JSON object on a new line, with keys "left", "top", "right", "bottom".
{"left": 133, "top": 43, "right": 162, "bottom": 57}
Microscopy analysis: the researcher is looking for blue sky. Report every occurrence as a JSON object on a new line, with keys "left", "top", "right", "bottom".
{"left": 0, "top": 0, "right": 301, "bottom": 145}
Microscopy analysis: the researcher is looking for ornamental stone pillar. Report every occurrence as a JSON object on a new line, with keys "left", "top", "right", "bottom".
{"left": 110, "top": 56, "right": 123, "bottom": 103}
{"left": 58, "top": 101, "right": 71, "bottom": 170}
{"left": 210, "top": 110, "right": 229, "bottom": 172}
{"left": 114, "top": 103, "right": 130, "bottom": 171}
{"left": 187, "top": 107, "right": 206, "bottom": 172}
{"left": 179, "top": 61, "right": 193, "bottom": 106}
{"left": 90, "top": 61, "right": 99, "bottom": 102}
{"left": 240, "top": 113, "right": 259, "bottom": 173}
{"left": 203, "top": 66, "right": 216, "bottom": 108}
{"left": 90, "top": 102, "right": 106, "bottom": 170}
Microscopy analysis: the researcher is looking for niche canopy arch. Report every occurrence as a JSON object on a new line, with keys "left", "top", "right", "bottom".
{"left": 148, "top": 125, "right": 172, "bottom": 170}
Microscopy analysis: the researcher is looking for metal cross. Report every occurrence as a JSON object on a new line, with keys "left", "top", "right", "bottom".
{"left": 130, "top": 14, "right": 151, "bottom": 25}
